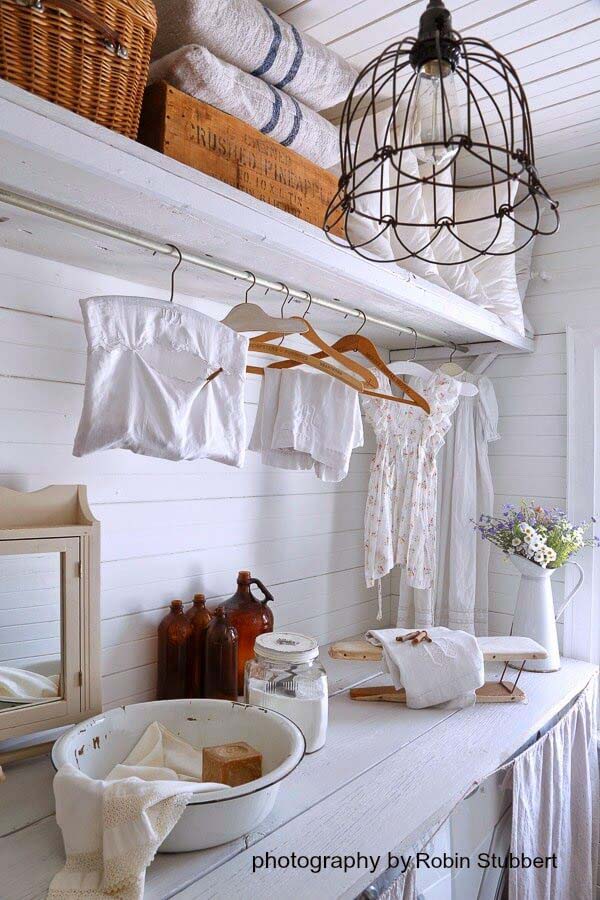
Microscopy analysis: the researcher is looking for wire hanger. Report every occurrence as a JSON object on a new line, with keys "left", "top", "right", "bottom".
{"left": 270, "top": 308, "right": 430, "bottom": 412}
{"left": 389, "top": 333, "right": 478, "bottom": 396}
{"left": 166, "top": 244, "right": 183, "bottom": 303}
{"left": 254, "top": 293, "right": 378, "bottom": 390}
{"left": 221, "top": 273, "right": 309, "bottom": 335}
{"left": 439, "top": 341, "right": 465, "bottom": 377}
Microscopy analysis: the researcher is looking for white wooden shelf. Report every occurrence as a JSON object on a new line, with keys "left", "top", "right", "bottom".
{"left": 0, "top": 80, "right": 533, "bottom": 352}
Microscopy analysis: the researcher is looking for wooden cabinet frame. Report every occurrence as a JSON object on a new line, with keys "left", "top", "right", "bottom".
{"left": 0, "top": 486, "right": 101, "bottom": 744}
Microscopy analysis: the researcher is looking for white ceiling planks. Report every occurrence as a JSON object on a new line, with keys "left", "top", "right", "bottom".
{"left": 266, "top": 0, "right": 600, "bottom": 191}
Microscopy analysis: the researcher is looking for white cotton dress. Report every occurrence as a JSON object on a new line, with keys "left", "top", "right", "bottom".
{"left": 361, "top": 369, "right": 460, "bottom": 613}
{"left": 395, "top": 358, "right": 500, "bottom": 632}
{"left": 73, "top": 296, "right": 249, "bottom": 465}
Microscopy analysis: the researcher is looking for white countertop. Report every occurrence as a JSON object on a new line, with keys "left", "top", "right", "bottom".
{"left": 0, "top": 640, "right": 596, "bottom": 900}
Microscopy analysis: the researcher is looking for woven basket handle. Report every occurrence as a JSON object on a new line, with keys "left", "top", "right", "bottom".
{"left": 14, "top": 0, "right": 130, "bottom": 59}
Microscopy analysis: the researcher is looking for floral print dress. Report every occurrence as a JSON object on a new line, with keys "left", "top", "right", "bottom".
{"left": 362, "top": 369, "right": 461, "bottom": 616}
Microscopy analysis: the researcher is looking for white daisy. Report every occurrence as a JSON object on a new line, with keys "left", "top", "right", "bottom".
{"left": 511, "top": 538, "right": 522, "bottom": 547}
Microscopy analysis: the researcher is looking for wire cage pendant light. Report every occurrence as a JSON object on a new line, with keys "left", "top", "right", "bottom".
{"left": 324, "top": 0, "right": 560, "bottom": 265}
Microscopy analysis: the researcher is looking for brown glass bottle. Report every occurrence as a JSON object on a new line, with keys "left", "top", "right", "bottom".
{"left": 157, "top": 599, "right": 191, "bottom": 700}
{"left": 222, "top": 571, "right": 274, "bottom": 694}
{"left": 185, "top": 594, "right": 213, "bottom": 698}
{"left": 204, "top": 606, "right": 238, "bottom": 701}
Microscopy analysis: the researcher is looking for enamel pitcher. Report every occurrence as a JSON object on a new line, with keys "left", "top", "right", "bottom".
{"left": 510, "top": 555, "right": 584, "bottom": 671}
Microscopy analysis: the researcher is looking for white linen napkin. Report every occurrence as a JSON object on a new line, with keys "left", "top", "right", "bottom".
{"left": 49, "top": 724, "right": 229, "bottom": 899}
{"left": 366, "top": 627, "right": 485, "bottom": 709}
{"left": 0, "top": 664, "right": 59, "bottom": 700}
{"left": 107, "top": 721, "right": 205, "bottom": 782}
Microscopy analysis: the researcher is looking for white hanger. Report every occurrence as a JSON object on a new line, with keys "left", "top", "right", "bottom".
{"left": 388, "top": 331, "right": 478, "bottom": 397}
{"left": 221, "top": 274, "right": 309, "bottom": 335}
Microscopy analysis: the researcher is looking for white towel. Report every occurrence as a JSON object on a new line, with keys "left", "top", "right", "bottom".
{"left": 49, "top": 724, "right": 228, "bottom": 900}
{"left": 149, "top": 46, "right": 340, "bottom": 169}
{"left": 366, "top": 627, "right": 485, "bottom": 709}
{"left": 0, "top": 664, "right": 59, "bottom": 700}
{"left": 106, "top": 721, "right": 204, "bottom": 782}
{"left": 151, "top": 0, "right": 360, "bottom": 112}
{"left": 48, "top": 766, "right": 193, "bottom": 900}
{"left": 249, "top": 367, "right": 363, "bottom": 482}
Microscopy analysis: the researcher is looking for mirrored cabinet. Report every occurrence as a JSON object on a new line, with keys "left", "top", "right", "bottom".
{"left": 0, "top": 486, "right": 101, "bottom": 747}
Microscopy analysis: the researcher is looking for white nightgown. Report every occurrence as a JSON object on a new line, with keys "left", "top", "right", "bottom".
{"left": 361, "top": 369, "right": 461, "bottom": 615}
{"left": 395, "top": 356, "right": 499, "bottom": 632}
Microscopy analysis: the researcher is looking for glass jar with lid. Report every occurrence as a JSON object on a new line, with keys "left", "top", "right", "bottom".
{"left": 244, "top": 632, "right": 328, "bottom": 753}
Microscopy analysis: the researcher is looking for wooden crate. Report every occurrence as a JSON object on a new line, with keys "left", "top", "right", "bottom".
{"left": 139, "top": 82, "right": 344, "bottom": 237}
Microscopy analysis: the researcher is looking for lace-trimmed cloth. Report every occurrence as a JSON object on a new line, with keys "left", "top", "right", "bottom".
{"left": 48, "top": 765, "right": 193, "bottom": 900}
{"left": 73, "top": 295, "right": 249, "bottom": 465}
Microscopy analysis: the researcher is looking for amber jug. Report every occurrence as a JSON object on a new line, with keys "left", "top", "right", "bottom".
{"left": 157, "top": 599, "right": 191, "bottom": 700}
{"left": 223, "top": 570, "right": 274, "bottom": 694}
{"left": 185, "top": 594, "right": 213, "bottom": 698}
{"left": 204, "top": 607, "right": 238, "bottom": 701}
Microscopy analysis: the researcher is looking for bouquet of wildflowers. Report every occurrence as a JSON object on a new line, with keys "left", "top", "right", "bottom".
{"left": 474, "top": 500, "right": 599, "bottom": 569}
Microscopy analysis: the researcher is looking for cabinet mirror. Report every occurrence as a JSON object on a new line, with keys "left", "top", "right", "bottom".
{"left": 0, "top": 486, "right": 101, "bottom": 747}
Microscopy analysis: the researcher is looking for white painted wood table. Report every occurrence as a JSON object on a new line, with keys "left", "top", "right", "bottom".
{"left": 0, "top": 639, "right": 596, "bottom": 900}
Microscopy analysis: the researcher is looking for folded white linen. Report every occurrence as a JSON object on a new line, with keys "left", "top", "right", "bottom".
{"left": 49, "top": 724, "right": 229, "bottom": 899}
{"left": 249, "top": 367, "right": 363, "bottom": 482}
{"left": 149, "top": 46, "right": 340, "bottom": 169}
{"left": 107, "top": 722, "right": 204, "bottom": 782}
{"left": 365, "top": 627, "right": 485, "bottom": 709}
{"left": 48, "top": 766, "right": 194, "bottom": 900}
{"left": 0, "top": 664, "right": 59, "bottom": 700}
{"left": 151, "top": 0, "right": 361, "bottom": 111}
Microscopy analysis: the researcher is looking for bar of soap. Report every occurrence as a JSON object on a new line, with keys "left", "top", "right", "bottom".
{"left": 202, "top": 741, "right": 262, "bottom": 787}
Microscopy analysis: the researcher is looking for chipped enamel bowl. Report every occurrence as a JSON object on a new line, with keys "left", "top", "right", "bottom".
{"left": 52, "top": 699, "right": 305, "bottom": 852}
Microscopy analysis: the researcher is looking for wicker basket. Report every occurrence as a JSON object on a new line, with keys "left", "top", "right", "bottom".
{"left": 0, "top": 0, "right": 157, "bottom": 139}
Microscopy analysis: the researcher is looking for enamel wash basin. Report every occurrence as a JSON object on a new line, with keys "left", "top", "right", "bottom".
{"left": 52, "top": 699, "right": 305, "bottom": 852}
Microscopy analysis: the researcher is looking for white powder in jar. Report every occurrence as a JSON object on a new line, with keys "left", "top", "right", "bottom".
{"left": 248, "top": 686, "right": 327, "bottom": 753}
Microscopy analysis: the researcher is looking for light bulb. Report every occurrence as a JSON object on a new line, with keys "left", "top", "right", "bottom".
{"left": 408, "top": 59, "right": 462, "bottom": 167}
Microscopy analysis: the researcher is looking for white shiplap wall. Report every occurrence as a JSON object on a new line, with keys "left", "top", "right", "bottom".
{"left": 0, "top": 247, "right": 388, "bottom": 708}
{"left": 488, "top": 182, "right": 600, "bottom": 639}
{"left": 387, "top": 183, "right": 599, "bottom": 642}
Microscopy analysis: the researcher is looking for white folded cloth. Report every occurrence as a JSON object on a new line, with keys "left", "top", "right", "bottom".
{"left": 0, "top": 664, "right": 59, "bottom": 700}
{"left": 249, "top": 367, "right": 363, "bottom": 482}
{"left": 151, "top": 0, "right": 361, "bottom": 112}
{"left": 106, "top": 721, "right": 205, "bottom": 782}
{"left": 49, "top": 724, "right": 228, "bottom": 899}
{"left": 149, "top": 46, "right": 340, "bottom": 169}
{"left": 366, "top": 627, "right": 485, "bottom": 709}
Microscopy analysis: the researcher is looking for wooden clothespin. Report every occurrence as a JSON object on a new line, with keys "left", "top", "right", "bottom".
{"left": 396, "top": 630, "right": 421, "bottom": 643}
{"left": 396, "top": 630, "right": 432, "bottom": 645}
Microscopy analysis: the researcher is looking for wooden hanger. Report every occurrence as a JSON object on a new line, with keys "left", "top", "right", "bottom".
{"left": 248, "top": 340, "right": 366, "bottom": 390}
{"left": 269, "top": 313, "right": 430, "bottom": 413}
{"left": 253, "top": 294, "right": 378, "bottom": 390}
{"left": 221, "top": 274, "right": 310, "bottom": 336}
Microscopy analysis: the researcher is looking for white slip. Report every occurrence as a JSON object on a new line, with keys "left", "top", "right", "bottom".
{"left": 365, "top": 626, "right": 485, "bottom": 709}
{"left": 73, "top": 296, "right": 249, "bottom": 465}
{"left": 149, "top": 46, "right": 340, "bottom": 169}
{"left": 249, "top": 367, "right": 363, "bottom": 483}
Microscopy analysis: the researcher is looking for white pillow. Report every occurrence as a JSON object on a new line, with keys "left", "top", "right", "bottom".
{"left": 457, "top": 183, "right": 525, "bottom": 335}
{"left": 421, "top": 167, "right": 490, "bottom": 305}
{"left": 387, "top": 148, "right": 447, "bottom": 287}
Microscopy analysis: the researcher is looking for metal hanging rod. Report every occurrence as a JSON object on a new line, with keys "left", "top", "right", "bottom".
{"left": 0, "top": 186, "right": 469, "bottom": 352}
